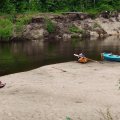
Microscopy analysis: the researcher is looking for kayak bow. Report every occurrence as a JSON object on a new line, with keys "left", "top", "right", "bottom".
{"left": 102, "top": 53, "right": 120, "bottom": 62}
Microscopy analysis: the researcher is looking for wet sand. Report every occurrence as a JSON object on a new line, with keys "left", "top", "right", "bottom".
{"left": 0, "top": 61, "right": 120, "bottom": 120}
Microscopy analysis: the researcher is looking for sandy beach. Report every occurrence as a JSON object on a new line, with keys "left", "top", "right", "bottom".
{"left": 0, "top": 61, "right": 120, "bottom": 120}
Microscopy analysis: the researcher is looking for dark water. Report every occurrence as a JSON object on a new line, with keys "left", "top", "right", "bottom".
{"left": 0, "top": 36, "right": 120, "bottom": 76}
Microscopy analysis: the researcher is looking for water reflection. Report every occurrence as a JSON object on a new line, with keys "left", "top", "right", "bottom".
{"left": 0, "top": 36, "right": 120, "bottom": 76}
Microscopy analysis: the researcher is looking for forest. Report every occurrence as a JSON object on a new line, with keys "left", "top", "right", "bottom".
{"left": 0, "top": 0, "right": 120, "bottom": 14}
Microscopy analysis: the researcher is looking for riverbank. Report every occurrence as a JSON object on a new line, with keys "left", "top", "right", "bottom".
{"left": 0, "top": 61, "right": 120, "bottom": 120}
{"left": 0, "top": 12, "right": 120, "bottom": 42}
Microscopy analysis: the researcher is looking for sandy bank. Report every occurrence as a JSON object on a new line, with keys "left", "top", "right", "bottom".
{"left": 0, "top": 61, "right": 120, "bottom": 120}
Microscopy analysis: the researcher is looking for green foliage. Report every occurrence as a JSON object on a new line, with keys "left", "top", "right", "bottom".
{"left": 86, "top": 9, "right": 99, "bottom": 19}
{"left": 16, "top": 15, "right": 32, "bottom": 26}
{"left": 0, "top": 0, "right": 119, "bottom": 40}
{"left": 0, "top": 19, "right": 14, "bottom": 40}
{"left": 28, "top": 0, "right": 39, "bottom": 11}
{"left": 0, "top": 14, "right": 32, "bottom": 40}
{"left": 0, "top": 0, "right": 120, "bottom": 14}
{"left": 66, "top": 117, "right": 72, "bottom": 120}
{"left": 98, "top": 4, "right": 113, "bottom": 12}
{"left": 16, "top": 15, "right": 32, "bottom": 33}
{"left": 45, "top": 19, "right": 56, "bottom": 33}
{"left": 0, "top": 0, "right": 16, "bottom": 14}
{"left": 69, "top": 25, "right": 83, "bottom": 34}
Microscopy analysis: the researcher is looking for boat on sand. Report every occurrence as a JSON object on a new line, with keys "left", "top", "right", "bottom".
{"left": 101, "top": 53, "right": 120, "bottom": 62}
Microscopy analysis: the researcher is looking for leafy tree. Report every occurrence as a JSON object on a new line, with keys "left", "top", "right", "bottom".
{"left": 0, "top": 0, "right": 120, "bottom": 14}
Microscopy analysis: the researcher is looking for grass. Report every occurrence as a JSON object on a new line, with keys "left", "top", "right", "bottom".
{"left": 69, "top": 25, "right": 83, "bottom": 34}
{"left": 98, "top": 108, "right": 114, "bottom": 120}
{"left": 85, "top": 9, "right": 99, "bottom": 19}
{"left": 15, "top": 15, "right": 32, "bottom": 34}
{"left": 0, "top": 13, "right": 33, "bottom": 40}
{"left": 0, "top": 19, "right": 14, "bottom": 40}
{"left": 65, "top": 108, "right": 116, "bottom": 120}
{"left": 45, "top": 18, "right": 56, "bottom": 33}
{"left": 66, "top": 117, "right": 72, "bottom": 120}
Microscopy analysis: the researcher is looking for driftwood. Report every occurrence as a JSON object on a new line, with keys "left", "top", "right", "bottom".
{"left": 62, "top": 12, "right": 84, "bottom": 15}
{"left": 62, "top": 12, "right": 90, "bottom": 20}
{"left": 31, "top": 17, "right": 45, "bottom": 23}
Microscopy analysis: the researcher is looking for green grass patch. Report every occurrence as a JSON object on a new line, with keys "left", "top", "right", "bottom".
{"left": 0, "top": 19, "right": 14, "bottom": 40}
{"left": 0, "top": 13, "right": 32, "bottom": 40}
{"left": 16, "top": 15, "right": 32, "bottom": 26}
{"left": 69, "top": 25, "right": 83, "bottom": 34}
{"left": 15, "top": 15, "right": 32, "bottom": 33}
{"left": 45, "top": 19, "right": 56, "bottom": 33}
{"left": 86, "top": 9, "right": 99, "bottom": 19}
{"left": 66, "top": 117, "right": 72, "bottom": 120}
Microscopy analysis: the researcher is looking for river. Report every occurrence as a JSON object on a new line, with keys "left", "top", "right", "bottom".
{"left": 0, "top": 36, "right": 120, "bottom": 76}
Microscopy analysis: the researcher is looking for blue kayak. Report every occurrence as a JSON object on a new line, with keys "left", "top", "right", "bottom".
{"left": 102, "top": 53, "right": 120, "bottom": 62}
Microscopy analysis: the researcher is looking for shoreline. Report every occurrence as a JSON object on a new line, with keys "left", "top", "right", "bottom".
{"left": 1, "top": 12, "right": 120, "bottom": 42}
{"left": 0, "top": 61, "right": 120, "bottom": 120}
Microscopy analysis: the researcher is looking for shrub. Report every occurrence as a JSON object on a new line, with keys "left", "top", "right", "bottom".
{"left": 15, "top": 15, "right": 32, "bottom": 33}
{"left": 45, "top": 19, "right": 56, "bottom": 33}
{"left": 0, "top": 19, "right": 14, "bottom": 39}
{"left": 69, "top": 25, "right": 83, "bottom": 34}
{"left": 98, "top": 4, "right": 114, "bottom": 12}
{"left": 16, "top": 15, "right": 32, "bottom": 26}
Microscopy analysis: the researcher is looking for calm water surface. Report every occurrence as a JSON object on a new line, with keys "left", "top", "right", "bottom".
{"left": 0, "top": 36, "right": 120, "bottom": 76}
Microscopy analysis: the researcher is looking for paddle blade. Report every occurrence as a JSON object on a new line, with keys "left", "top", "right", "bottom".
{"left": 74, "top": 54, "right": 79, "bottom": 57}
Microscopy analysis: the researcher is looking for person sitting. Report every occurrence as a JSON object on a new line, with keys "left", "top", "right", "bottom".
{"left": 78, "top": 53, "right": 85, "bottom": 58}
{"left": 78, "top": 53, "right": 88, "bottom": 63}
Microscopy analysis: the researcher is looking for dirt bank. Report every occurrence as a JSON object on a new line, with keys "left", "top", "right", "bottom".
{"left": 21, "top": 12, "right": 120, "bottom": 41}
{"left": 0, "top": 61, "right": 120, "bottom": 120}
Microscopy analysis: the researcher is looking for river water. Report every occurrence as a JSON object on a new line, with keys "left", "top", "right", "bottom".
{"left": 0, "top": 36, "right": 120, "bottom": 76}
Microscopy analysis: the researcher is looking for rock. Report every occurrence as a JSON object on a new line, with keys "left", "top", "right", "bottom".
{"left": 111, "top": 11, "right": 119, "bottom": 18}
{"left": 90, "top": 31, "right": 99, "bottom": 38}
{"left": 55, "top": 35, "right": 62, "bottom": 40}
{"left": 94, "top": 27, "right": 107, "bottom": 37}
{"left": 63, "top": 34, "right": 71, "bottom": 40}
{"left": 71, "top": 34, "right": 80, "bottom": 38}
{"left": 23, "top": 29, "right": 44, "bottom": 40}
{"left": 100, "top": 11, "right": 110, "bottom": 19}
{"left": 82, "top": 30, "right": 90, "bottom": 38}
{"left": 22, "top": 23, "right": 44, "bottom": 40}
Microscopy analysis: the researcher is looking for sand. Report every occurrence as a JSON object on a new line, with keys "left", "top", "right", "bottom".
{"left": 0, "top": 61, "right": 120, "bottom": 120}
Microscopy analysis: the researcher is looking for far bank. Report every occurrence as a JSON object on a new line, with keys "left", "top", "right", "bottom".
{"left": 0, "top": 12, "right": 120, "bottom": 42}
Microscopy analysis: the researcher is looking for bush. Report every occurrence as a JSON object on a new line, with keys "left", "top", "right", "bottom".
{"left": 0, "top": 19, "right": 14, "bottom": 39}
{"left": 16, "top": 15, "right": 32, "bottom": 25}
{"left": 69, "top": 25, "right": 83, "bottom": 33}
{"left": 15, "top": 15, "right": 32, "bottom": 33}
{"left": 98, "top": 4, "right": 114, "bottom": 12}
{"left": 45, "top": 19, "right": 56, "bottom": 33}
